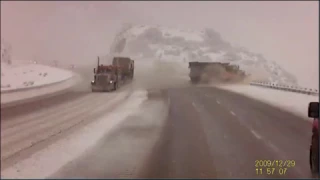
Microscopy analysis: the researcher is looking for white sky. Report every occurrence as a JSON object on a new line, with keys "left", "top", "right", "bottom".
{"left": 1, "top": 1, "right": 318, "bottom": 87}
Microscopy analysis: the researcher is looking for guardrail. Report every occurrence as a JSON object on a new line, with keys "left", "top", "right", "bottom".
{"left": 250, "top": 81, "right": 319, "bottom": 96}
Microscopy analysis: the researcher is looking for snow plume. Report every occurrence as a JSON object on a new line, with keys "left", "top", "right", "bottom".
{"left": 110, "top": 24, "right": 298, "bottom": 86}
{"left": 132, "top": 59, "right": 190, "bottom": 91}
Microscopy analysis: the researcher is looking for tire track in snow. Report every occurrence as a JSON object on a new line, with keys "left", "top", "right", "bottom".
{"left": 1, "top": 90, "right": 147, "bottom": 179}
{"left": 1, "top": 94, "right": 99, "bottom": 136}
{"left": 2, "top": 94, "right": 113, "bottom": 150}
{"left": 1, "top": 91, "right": 131, "bottom": 162}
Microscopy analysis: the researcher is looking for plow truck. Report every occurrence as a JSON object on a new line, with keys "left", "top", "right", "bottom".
{"left": 188, "top": 62, "right": 246, "bottom": 84}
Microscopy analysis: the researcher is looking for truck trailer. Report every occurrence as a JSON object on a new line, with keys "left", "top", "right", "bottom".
{"left": 112, "top": 56, "right": 134, "bottom": 81}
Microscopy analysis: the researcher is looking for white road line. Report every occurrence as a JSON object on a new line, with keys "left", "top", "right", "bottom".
{"left": 267, "top": 142, "right": 305, "bottom": 177}
{"left": 267, "top": 142, "right": 280, "bottom": 152}
{"left": 192, "top": 102, "right": 201, "bottom": 113}
{"left": 230, "top": 111, "right": 236, "bottom": 116}
{"left": 216, "top": 100, "right": 220, "bottom": 104}
{"left": 250, "top": 130, "right": 262, "bottom": 140}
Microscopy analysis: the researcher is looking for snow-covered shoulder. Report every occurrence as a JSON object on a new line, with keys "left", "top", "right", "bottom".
{"left": 1, "top": 63, "right": 73, "bottom": 92}
{"left": 216, "top": 84, "right": 318, "bottom": 120}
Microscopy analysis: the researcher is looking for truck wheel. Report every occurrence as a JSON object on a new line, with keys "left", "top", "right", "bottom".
{"left": 310, "top": 137, "right": 319, "bottom": 176}
{"left": 113, "top": 83, "right": 117, "bottom": 91}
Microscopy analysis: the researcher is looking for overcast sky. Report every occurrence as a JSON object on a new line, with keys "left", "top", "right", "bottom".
{"left": 1, "top": 1, "right": 318, "bottom": 87}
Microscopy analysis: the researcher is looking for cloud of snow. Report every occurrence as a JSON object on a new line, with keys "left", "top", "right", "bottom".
{"left": 132, "top": 59, "right": 190, "bottom": 91}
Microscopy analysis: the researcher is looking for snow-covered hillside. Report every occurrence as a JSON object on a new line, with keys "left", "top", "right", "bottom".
{"left": 1, "top": 63, "right": 73, "bottom": 92}
{"left": 1, "top": 39, "right": 74, "bottom": 93}
{"left": 109, "top": 24, "right": 298, "bottom": 85}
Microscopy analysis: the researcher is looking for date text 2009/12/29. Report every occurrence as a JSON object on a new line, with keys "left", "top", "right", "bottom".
{"left": 255, "top": 160, "right": 296, "bottom": 168}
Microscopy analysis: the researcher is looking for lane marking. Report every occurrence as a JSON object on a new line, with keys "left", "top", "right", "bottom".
{"left": 192, "top": 102, "right": 201, "bottom": 113}
{"left": 250, "top": 130, "right": 262, "bottom": 140}
{"left": 248, "top": 128, "right": 304, "bottom": 176}
{"left": 237, "top": 116, "right": 305, "bottom": 177}
{"left": 230, "top": 111, "right": 236, "bottom": 116}
{"left": 267, "top": 142, "right": 280, "bottom": 152}
{"left": 267, "top": 140, "right": 304, "bottom": 176}
{"left": 267, "top": 142, "right": 305, "bottom": 176}
{"left": 216, "top": 100, "right": 220, "bottom": 104}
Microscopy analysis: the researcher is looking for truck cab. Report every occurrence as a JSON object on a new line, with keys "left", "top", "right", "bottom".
{"left": 308, "top": 102, "right": 319, "bottom": 177}
{"left": 91, "top": 65, "right": 119, "bottom": 92}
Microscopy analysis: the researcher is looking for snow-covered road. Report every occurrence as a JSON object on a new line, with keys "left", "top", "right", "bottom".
{"left": 1, "top": 89, "right": 149, "bottom": 178}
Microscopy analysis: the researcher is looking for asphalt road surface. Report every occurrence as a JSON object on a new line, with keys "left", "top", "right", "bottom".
{"left": 49, "top": 86, "right": 312, "bottom": 179}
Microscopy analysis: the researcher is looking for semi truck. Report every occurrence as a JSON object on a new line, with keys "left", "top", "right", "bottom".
{"left": 91, "top": 56, "right": 134, "bottom": 92}
{"left": 188, "top": 61, "right": 246, "bottom": 84}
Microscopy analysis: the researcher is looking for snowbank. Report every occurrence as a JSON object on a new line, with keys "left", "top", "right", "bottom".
{"left": 1, "top": 63, "right": 73, "bottom": 92}
{"left": 1, "top": 75, "right": 81, "bottom": 107}
{"left": 1, "top": 90, "right": 148, "bottom": 179}
{"left": 216, "top": 84, "right": 318, "bottom": 120}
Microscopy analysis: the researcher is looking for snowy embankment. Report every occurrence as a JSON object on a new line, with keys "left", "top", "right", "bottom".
{"left": 1, "top": 63, "right": 79, "bottom": 107}
{"left": 1, "top": 90, "right": 148, "bottom": 179}
{"left": 216, "top": 84, "right": 318, "bottom": 120}
{"left": 1, "top": 63, "right": 73, "bottom": 92}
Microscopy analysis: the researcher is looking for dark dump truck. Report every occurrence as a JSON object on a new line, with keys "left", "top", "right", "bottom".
{"left": 91, "top": 56, "right": 134, "bottom": 92}
{"left": 188, "top": 61, "right": 246, "bottom": 84}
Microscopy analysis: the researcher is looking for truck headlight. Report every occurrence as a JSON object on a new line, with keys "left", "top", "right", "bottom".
{"left": 91, "top": 80, "right": 95, "bottom": 84}
{"left": 110, "top": 81, "right": 113, "bottom": 84}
